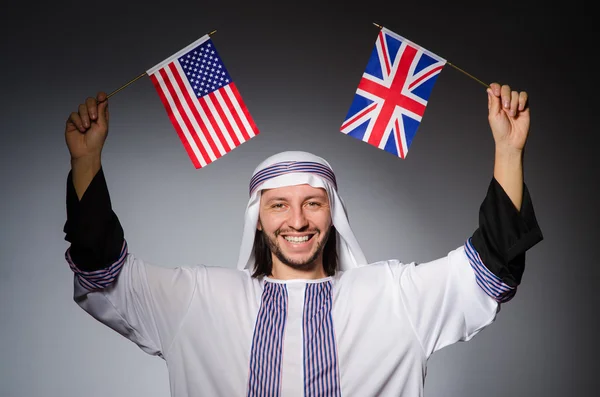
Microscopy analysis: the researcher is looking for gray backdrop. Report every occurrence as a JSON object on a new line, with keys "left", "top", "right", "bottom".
{"left": 1, "top": 2, "right": 596, "bottom": 396}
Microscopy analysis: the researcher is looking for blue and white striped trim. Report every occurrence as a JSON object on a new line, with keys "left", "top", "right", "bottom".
{"left": 303, "top": 281, "right": 341, "bottom": 397}
{"left": 249, "top": 161, "right": 337, "bottom": 196}
{"left": 464, "top": 238, "right": 516, "bottom": 303}
{"left": 247, "top": 282, "right": 288, "bottom": 396}
{"left": 65, "top": 240, "right": 128, "bottom": 291}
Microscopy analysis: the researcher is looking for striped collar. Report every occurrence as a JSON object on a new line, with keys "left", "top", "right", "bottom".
{"left": 263, "top": 276, "right": 334, "bottom": 284}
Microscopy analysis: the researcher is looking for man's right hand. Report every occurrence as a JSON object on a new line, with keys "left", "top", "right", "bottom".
{"left": 66, "top": 92, "right": 109, "bottom": 199}
{"left": 65, "top": 91, "right": 109, "bottom": 161}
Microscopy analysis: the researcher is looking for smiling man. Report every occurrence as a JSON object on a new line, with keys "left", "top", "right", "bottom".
{"left": 63, "top": 82, "right": 543, "bottom": 396}
{"left": 256, "top": 183, "right": 332, "bottom": 279}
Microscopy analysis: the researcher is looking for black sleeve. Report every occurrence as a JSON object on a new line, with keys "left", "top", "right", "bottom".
{"left": 63, "top": 167, "right": 125, "bottom": 272}
{"left": 470, "top": 178, "right": 543, "bottom": 288}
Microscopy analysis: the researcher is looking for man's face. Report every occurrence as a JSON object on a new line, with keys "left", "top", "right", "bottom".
{"left": 258, "top": 184, "right": 332, "bottom": 272}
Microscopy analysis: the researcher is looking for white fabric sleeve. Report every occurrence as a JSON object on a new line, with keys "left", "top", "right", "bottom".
{"left": 73, "top": 253, "right": 198, "bottom": 358}
{"left": 394, "top": 245, "right": 499, "bottom": 358}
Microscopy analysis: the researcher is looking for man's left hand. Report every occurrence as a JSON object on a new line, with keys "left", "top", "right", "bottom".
{"left": 487, "top": 82, "right": 530, "bottom": 154}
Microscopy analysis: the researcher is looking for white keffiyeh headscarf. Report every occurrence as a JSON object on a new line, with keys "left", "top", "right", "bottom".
{"left": 236, "top": 151, "right": 367, "bottom": 272}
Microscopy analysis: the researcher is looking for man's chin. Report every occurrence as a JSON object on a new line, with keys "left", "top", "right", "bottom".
{"left": 275, "top": 252, "right": 320, "bottom": 271}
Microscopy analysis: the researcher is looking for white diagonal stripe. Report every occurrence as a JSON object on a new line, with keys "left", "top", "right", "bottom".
{"left": 155, "top": 70, "right": 207, "bottom": 167}
{"left": 225, "top": 85, "right": 255, "bottom": 138}
{"left": 214, "top": 89, "right": 246, "bottom": 145}
{"left": 204, "top": 94, "right": 235, "bottom": 151}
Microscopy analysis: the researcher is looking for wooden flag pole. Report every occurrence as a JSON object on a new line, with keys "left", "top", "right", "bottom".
{"left": 106, "top": 71, "right": 147, "bottom": 99}
{"left": 106, "top": 29, "right": 217, "bottom": 99}
{"left": 372, "top": 23, "right": 489, "bottom": 89}
{"left": 445, "top": 62, "right": 489, "bottom": 89}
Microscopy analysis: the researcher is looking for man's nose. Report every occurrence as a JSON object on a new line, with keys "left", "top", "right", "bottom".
{"left": 287, "top": 206, "right": 308, "bottom": 230}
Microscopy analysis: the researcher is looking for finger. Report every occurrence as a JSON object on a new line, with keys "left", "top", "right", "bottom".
{"left": 68, "top": 111, "right": 85, "bottom": 132}
{"left": 487, "top": 87, "right": 501, "bottom": 115}
{"left": 489, "top": 82, "right": 501, "bottom": 97}
{"left": 85, "top": 96, "right": 98, "bottom": 121}
{"left": 78, "top": 103, "right": 90, "bottom": 129}
{"left": 509, "top": 90, "right": 519, "bottom": 117}
{"left": 518, "top": 91, "right": 528, "bottom": 111}
{"left": 501, "top": 84, "right": 512, "bottom": 110}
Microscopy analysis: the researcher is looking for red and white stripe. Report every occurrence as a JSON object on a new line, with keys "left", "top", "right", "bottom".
{"left": 147, "top": 37, "right": 258, "bottom": 168}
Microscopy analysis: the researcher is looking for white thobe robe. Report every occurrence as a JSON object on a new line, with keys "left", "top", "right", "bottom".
{"left": 74, "top": 244, "right": 498, "bottom": 396}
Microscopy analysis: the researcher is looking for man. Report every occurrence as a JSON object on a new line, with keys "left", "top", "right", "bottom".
{"left": 63, "top": 82, "right": 542, "bottom": 396}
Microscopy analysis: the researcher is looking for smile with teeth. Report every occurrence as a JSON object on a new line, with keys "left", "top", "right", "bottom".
{"left": 283, "top": 235, "right": 313, "bottom": 243}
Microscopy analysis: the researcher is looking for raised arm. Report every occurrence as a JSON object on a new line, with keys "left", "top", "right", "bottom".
{"left": 396, "top": 82, "right": 543, "bottom": 357}
{"left": 63, "top": 92, "right": 124, "bottom": 274}
{"left": 469, "top": 82, "right": 542, "bottom": 293}
{"left": 62, "top": 93, "right": 198, "bottom": 358}
{"left": 65, "top": 91, "right": 108, "bottom": 199}
{"left": 488, "top": 82, "right": 529, "bottom": 210}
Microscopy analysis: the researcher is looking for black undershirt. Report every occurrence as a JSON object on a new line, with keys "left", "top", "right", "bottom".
{"left": 63, "top": 168, "right": 124, "bottom": 272}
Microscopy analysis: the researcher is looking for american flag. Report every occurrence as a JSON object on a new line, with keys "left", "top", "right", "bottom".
{"left": 340, "top": 27, "right": 446, "bottom": 159}
{"left": 146, "top": 35, "right": 259, "bottom": 168}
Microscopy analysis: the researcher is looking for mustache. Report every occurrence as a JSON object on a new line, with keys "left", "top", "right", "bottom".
{"left": 274, "top": 228, "right": 320, "bottom": 237}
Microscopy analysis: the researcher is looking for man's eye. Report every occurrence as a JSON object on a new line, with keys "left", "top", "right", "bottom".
{"left": 272, "top": 203, "right": 284, "bottom": 209}
{"left": 307, "top": 202, "right": 321, "bottom": 207}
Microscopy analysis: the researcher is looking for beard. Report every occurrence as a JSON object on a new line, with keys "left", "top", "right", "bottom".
{"left": 261, "top": 224, "right": 331, "bottom": 272}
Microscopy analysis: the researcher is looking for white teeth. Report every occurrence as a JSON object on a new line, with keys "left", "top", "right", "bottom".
{"left": 284, "top": 235, "right": 309, "bottom": 243}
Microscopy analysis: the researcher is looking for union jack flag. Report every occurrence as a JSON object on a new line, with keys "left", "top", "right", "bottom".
{"left": 340, "top": 27, "right": 446, "bottom": 159}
